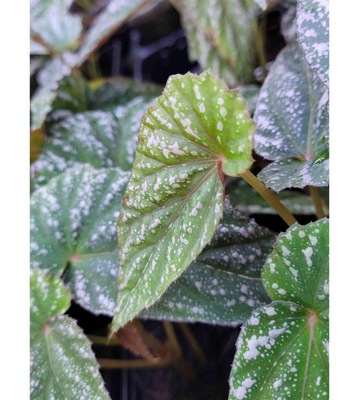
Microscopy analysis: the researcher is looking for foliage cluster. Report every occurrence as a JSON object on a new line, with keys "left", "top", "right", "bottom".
{"left": 30, "top": 0, "right": 329, "bottom": 399}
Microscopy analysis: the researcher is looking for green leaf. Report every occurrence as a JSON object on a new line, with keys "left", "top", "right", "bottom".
{"left": 88, "top": 78, "right": 162, "bottom": 111}
{"left": 30, "top": 2, "right": 155, "bottom": 130}
{"left": 172, "top": 0, "right": 257, "bottom": 85}
{"left": 31, "top": 101, "right": 153, "bottom": 190}
{"left": 229, "top": 219, "right": 329, "bottom": 400}
{"left": 297, "top": 0, "right": 329, "bottom": 87}
{"left": 30, "top": 270, "right": 110, "bottom": 400}
{"left": 31, "top": 0, "right": 82, "bottom": 53}
{"left": 51, "top": 72, "right": 92, "bottom": 115}
{"left": 30, "top": 269, "right": 71, "bottom": 340}
{"left": 262, "top": 219, "right": 329, "bottom": 316}
{"left": 142, "top": 202, "right": 273, "bottom": 325}
{"left": 254, "top": 43, "right": 329, "bottom": 192}
{"left": 235, "top": 85, "right": 261, "bottom": 115}
{"left": 76, "top": 0, "right": 149, "bottom": 64}
{"left": 227, "top": 179, "right": 323, "bottom": 215}
{"left": 31, "top": 56, "right": 76, "bottom": 130}
{"left": 280, "top": 4, "right": 297, "bottom": 43}
{"left": 113, "top": 70, "right": 255, "bottom": 331}
{"left": 30, "top": 166, "right": 129, "bottom": 315}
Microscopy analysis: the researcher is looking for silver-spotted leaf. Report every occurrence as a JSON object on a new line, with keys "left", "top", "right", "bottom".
{"left": 76, "top": 0, "right": 149, "bottom": 64}
{"left": 30, "top": 270, "right": 110, "bottom": 400}
{"left": 31, "top": 0, "right": 82, "bottom": 53}
{"left": 88, "top": 78, "right": 162, "bottom": 111}
{"left": 254, "top": 43, "right": 329, "bottom": 192}
{"left": 297, "top": 0, "right": 329, "bottom": 87}
{"left": 262, "top": 219, "right": 329, "bottom": 316}
{"left": 172, "top": 0, "right": 257, "bottom": 85}
{"left": 31, "top": 100, "right": 153, "bottom": 190}
{"left": 229, "top": 219, "right": 329, "bottom": 399}
{"left": 30, "top": 269, "right": 71, "bottom": 340}
{"left": 31, "top": 56, "right": 76, "bottom": 130}
{"left": 50, "top": 72, "right": 92, "bottom": 116}
{"left": 142, "top": 203, "right": 274, "bottom": 325}
{"left": 229, "top": 302, "right": 329, "bottom": 399}
{"left": 113, "top": 70, "right": 255, "bottom": 330}
{"left": 30, "top": 1, "right": 150, "bottom": 130}
{"left": 30, "top": 166, "right": 129, "bottom": 315}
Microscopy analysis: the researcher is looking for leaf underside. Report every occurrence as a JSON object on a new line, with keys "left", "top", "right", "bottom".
{"left": 30, "top": 166, "right": 129, "bottom": 315}
{"left": 113, "top": 70, "right": 255, "bottom": 331}
{"left": 254, "top": 43, "right": 329, "bottom": 192}
{"left": 229, "top": 219, "right": 329, "bottom": 400}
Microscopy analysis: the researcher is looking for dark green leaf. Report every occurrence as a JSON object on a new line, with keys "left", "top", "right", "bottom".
{"left": 262, "top": 219, "right": 329, "bottom": 316}
{"left": 31, "top": 56, "right": 76, "bottom": 130}
{"left": 172, "top": 0, "right": 258, "bottom": 85}
{"left": 30, "top": 269, "right": 70, "bottom": 340}
{"left": 76, "top": 0, "right": 149, "bottom": 64}
{"left": 229, "top": 219, "right": 329, "bottom": 399}
{"left": 30, "top": 269, "right": 110, "bottom": 400}
{"left": 31, "top": 102, "right": 152, "bottom": 190}
{"left": 254, "top": 43, "right": 329, "bottom": 192}
{"left": 30, "top": 166, "right": 129, "bottom": 315}
{"left": 89, "top": 78, "right": 162, "bottom": 111}
{"left": 142, "top": 203, "right": 273, "bottom": 325}
{"left": 297, "top": 0, "right": 329, "bottom": 87}
{"left": 31, "top": 0, "right": 82, "bottom": 53}
{"left": 227, "top": 179, "right": 321, "bottom": 215}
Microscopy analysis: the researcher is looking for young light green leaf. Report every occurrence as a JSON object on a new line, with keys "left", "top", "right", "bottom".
{"left": 254, "top": 43, "right": 329, "bottom": 192}
{"left": 31, "top": 100, "right": 153, "bottom": 190}
{"left": 297, "top": 0, "right": 329, "bottom": 87}
{"left": 172, "top": 0, "right": 257, "bottom": 85}
{"left": 227, "top": 179, "right": 327, "bottom": 215}
{"left": 142, "top": 203, "right": 274, "bottom": 325}
{"left": 229, "top": 219, "right": 329, "bottom": 400}
{"left": 113, "top": 70, "right": 255, "bottom": 331}
{"left": 31, "top": 0, "right": 82, "bottom": 53}
{"left": 30, "top": 166, "right": 129, "bottom": 315}
{"left": 76, "top": 0, "right": 150, "bottom": 64}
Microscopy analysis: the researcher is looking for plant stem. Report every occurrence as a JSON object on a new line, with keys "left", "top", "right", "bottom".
{"left": 240, "top": 170, "right": 297, "bottom": 226}
{"left": 178, "top": 323, "right": 206, "bottom": 363}
{"left": 87, "top": 335, "right": 119, "bottom": 345}
{"left": 163, "top": 321, "right": 182, "bottom": 358}
{"left": 97, "top": 357, "right": 167, "bottom": 369}
{"left": 308, "top": 186, "right": 326, "bottom": 219}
